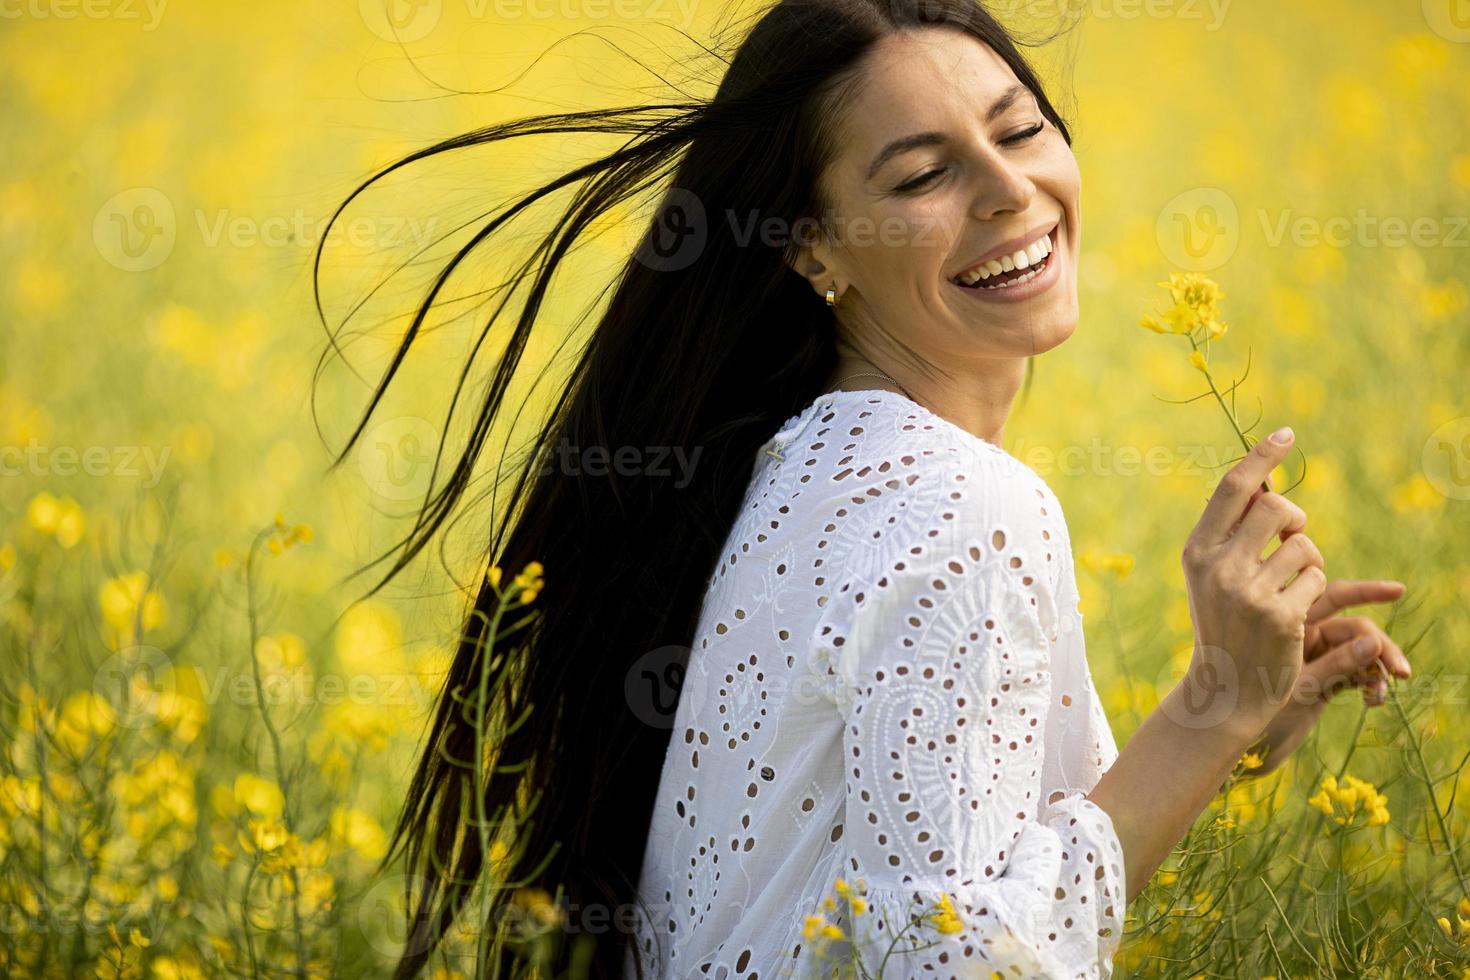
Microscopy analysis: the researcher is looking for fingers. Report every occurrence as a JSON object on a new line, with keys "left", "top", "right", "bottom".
{"left": 1260, "top": 533, "right": 1324, "bottom": 591}
{"left": 1314, "top": 616, "right": 1412, "bottom": 678}
{"left": 1303, "top": 578, "right": 1407, "bottom": 622}
{"left": 1305, "top": 634, "right": 1398, "bottom": 705}
{"left": 1228, "top": 491, "right": 1308, "bottom": 562}
{"left": 1194, "top": 428, "right": 1296, "bottom": 548}
{"left": 1280, "top": 562, "right": 1328, "bottom": 618}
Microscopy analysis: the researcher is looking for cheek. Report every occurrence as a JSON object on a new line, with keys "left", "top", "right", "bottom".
{"left": 1034, "top": 132, "right": 1081, "bottom": 203}
{"left": 855, "top": 206, "right": 951, "bottom": 283}
{"left": 901, "top": 202, "right": 962, "bottom": 279}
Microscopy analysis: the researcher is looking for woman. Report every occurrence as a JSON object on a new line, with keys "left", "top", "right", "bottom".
{"left": 317, "top": 0, "right": 1413, "bottom": 977}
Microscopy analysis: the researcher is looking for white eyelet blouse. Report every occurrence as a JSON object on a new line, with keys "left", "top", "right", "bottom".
{"left": 626, "top": 389, "right": 1126, "bottom": 980}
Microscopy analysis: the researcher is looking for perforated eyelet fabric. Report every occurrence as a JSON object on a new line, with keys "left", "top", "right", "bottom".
{"left": 626, "top": 390, "right": 1124, "bottom": 980}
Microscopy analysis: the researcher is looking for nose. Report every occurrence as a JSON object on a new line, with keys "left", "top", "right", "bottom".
{"left": 968, "top": 145, "right": 1036, "bottom": 220}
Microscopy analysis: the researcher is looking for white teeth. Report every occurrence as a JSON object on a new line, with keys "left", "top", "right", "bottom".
{"left": 978, "top": 264, "right": 1044, "bottom": 290}
{"left": 954, "top": 230, "right": 1054, "bottom": 285}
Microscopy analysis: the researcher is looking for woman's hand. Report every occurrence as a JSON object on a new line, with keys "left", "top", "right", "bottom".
{"left": 1179, "top": 428, "right": 1326, "bottom": 737}
{"left": 1237, "top": 578, "right": 1412, "bottom": 779}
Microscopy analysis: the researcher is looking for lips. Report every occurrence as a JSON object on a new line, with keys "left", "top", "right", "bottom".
{"left": 946, "top": 223, "right": 1063, "bottom": 303}
{"left": 949, "top": 222, "right": 1060, "bottom": 286}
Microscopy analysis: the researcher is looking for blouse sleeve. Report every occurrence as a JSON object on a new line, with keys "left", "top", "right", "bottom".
{"left": 819, "top": 451, "right": 1127, "bottom": 979}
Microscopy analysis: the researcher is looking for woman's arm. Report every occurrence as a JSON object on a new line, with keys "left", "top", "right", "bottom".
{"left": 1089, "top": 426, "right": 1324, "bottom": 904}
{"left": 1085, "top": 674, "right": 1265, "bottom": 903}
{"left": 815, "top": 447, "right": 1130, "bottom": 977}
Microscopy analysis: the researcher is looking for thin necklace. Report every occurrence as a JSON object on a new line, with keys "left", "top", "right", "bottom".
{"left": 829, "top": 370, "right": 914, "bottom": 401}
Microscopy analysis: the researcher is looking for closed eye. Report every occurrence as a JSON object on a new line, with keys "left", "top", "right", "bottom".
{"left": 896, "top": 169, "right": 945, "bottom": 193}
{"left": 895, "top": 122, "right": 1046, "bottom": 194}
{"left": 1002, "top": 122, "right": 1045, "bottom": 145}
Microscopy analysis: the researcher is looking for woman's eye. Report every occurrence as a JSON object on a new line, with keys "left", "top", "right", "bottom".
{"left": 1001, "top": 122, "right": 1045, "bottom": 146}
{"left": 897, "top": 169, "right": 945, "bottom": 193}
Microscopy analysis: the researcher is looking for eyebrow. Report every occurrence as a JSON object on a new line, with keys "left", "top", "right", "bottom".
{"left": 864, "top": 83, "right": 1032, "bottom": 182}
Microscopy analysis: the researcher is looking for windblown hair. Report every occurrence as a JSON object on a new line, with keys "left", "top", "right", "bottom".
{"left": 313, "top": 0, "right": 1073, "bottom": 976}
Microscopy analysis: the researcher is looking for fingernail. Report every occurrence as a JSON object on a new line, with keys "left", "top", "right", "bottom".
{"left": 1353, "top": 636, "right": 1376, "bottom": 662}
{"left": 1269, "top": 426, "right": 1294, "bottom": 445}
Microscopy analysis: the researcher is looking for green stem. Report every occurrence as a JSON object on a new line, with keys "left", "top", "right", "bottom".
{"left": 1189, "top": 336, "right": 1272, "bottom": 494}
{"left": 243, "top": 528, "right": 309, "bottom": 980}
{"left": 1388, "top": 691, "right": 1470, "bottom": 895}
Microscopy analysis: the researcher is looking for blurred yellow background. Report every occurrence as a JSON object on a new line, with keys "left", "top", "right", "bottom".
{"left": 1, "top": 0, "right": 1468, "bottom": 976}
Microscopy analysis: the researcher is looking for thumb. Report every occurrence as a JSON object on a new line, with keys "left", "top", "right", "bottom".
{"left": 1303, "top": 634, "right": 1380, "bottom": 702}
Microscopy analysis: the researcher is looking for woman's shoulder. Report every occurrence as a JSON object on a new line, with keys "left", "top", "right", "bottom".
{"left": 778, "top": 393, "right": 1070, "bottom": 704}
{"left": 769, "top": 391, "right": 1069, "bottom": 662}
{"left": 763, "top": 389, "right": 1065, "bottom": 540}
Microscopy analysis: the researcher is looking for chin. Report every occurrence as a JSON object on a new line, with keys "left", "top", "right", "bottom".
{"left": 1022, "top": 314, "right": 1077, "bottom": 355}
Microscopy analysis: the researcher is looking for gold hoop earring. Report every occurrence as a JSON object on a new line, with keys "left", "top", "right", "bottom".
{"left": 824, "top": 285, "right": 837, "bottom": 308}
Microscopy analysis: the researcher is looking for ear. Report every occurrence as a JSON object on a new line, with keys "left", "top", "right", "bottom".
{"left": 783, "top": 220, "right": 838, "bottom": 300}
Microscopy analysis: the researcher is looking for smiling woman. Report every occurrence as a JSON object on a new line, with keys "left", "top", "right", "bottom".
{"left": 311, "top": 0, "right": 1396, "bottom": 978}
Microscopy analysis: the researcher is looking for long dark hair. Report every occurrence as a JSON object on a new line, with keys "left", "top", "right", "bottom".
{"left": 313, "top": 0, "right": 1073, "bottom": 976}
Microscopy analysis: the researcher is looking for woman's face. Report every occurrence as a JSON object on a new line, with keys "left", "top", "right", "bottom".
{"left": 798, "top": 27, "right": 1082, "bottom": 366}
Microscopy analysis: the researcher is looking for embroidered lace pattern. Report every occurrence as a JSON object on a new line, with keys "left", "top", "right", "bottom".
{"left": 626, "top": 390, "right": 1125, "bottom": 980}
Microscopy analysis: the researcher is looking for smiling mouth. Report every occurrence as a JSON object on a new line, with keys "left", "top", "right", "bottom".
{"left": 949, "top": 224, "right": 1059, "bottom": 291}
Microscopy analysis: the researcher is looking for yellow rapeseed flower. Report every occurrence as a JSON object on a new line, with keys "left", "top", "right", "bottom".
{"left": 329, "top": 807, "right": 388, "bottom": 861}
{"left": 240, "top": 816, "right": 293, "bottom": 859}
{"left": 1189, "top": 350, "right": 1209, "bottom": 374}
{"left": 25, "top": 492, "right": 86, "bottom": 548}
{"left": 266, "top": 513, "right": 313, "bottom": 555}
{"left": 151, "top": 955, "right": 206, "bottom": 980}
{"left": 1162, "top": 272, "right": 1225, "bottom": 312}
{"left": 99, "top": 571, "right": 168, "bottom": 637}
{"left": 1081, "top": 549, "right": 1135, "bottom": 580}
{"left": 1307, "top": 773, "right": 1390, "bottom": 827}
{"left": 1140, "top": 274, "right": 1229, "bottom": 340}
{"left": 513, "top": 560, "right": 545, "bottom": 605}
{"left": 931, "top": 893, "right": 964, "bottom": 935}
{"left": 55, "top": 691, "right": 116, "bottom": 755}
{"left": 233, "top": 773, "right": 285, "bottom": 820}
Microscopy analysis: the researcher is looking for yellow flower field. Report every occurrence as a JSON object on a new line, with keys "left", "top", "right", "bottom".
{"left": 1, "top": 0, "right": 1467, "bottom": 976}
